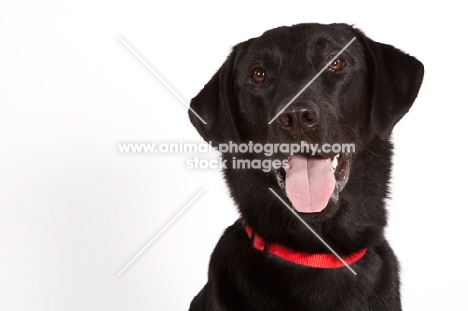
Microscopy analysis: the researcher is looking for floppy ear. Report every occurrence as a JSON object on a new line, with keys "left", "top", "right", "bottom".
{"left": 189, "top": 44, "right": 246, "bottom": 146}
{"left": 360, "top": 33, "right": 424, "bottom": 140}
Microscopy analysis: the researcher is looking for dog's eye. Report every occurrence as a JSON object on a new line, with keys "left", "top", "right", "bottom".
{"left": 327, "top": 55, "right": 346, "bottom": 71}
{"left": 251, "top": 68, "right": 267, "bottom": 83}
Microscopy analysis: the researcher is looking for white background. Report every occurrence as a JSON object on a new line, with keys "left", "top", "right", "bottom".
{"left": 0, "top": 1, "right": 466, "bottom": 310}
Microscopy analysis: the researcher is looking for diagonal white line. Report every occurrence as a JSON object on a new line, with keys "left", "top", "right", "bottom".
{"left": 118, "top": 36, "right": 207, "bottom": 125}
{"left": 268, "top": 37, "right": 356, "bottom": 124}
{"left": 117, "top": 188, "right": 206, "bottom": 276}
{"left": 268, "top": 188, "right": 357, "bottom": 276}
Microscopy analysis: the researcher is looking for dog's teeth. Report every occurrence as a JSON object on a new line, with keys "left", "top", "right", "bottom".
{"left": 331, "top": 155, "right": 338, "bottom": 171}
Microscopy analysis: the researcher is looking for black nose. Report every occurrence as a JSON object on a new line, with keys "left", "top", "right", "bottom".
{"left": 276, "top": 106, "right": 318, "bottom": 135}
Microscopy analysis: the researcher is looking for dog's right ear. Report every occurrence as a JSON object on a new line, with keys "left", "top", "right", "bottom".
{"left": 189, "top": 43, "right": 248, "bottom": 146}
{"left": 357, "top": 31, "right": 424, "bottom": 140}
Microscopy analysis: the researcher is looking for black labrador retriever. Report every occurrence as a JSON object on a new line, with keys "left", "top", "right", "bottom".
{"left": 188, "top": 23, "right": 424, "bottom": 310}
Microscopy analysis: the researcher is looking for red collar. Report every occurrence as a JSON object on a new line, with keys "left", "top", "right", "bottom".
{"left": 245, "top": 225, "right": 366, "bottom": 269}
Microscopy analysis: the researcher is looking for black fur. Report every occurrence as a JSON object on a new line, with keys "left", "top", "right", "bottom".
{"left": 188, "top": 23, "right": 424, "bottom": 310}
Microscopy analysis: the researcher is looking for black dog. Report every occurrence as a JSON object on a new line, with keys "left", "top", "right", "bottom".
{"left": 188, "top": 23, "right": 423, "bottom": 310}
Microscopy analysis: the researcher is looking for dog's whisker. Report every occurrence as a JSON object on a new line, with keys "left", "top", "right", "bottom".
{"left": 365, "top": 147, "right": 381, "bottom": 159}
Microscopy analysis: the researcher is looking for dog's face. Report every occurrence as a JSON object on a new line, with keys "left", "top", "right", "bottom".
{"left": 234, "top": 24, "right": 368, "bottom": 144}
{"left": 190, "top": 23, "right": 423, "bottom": 252}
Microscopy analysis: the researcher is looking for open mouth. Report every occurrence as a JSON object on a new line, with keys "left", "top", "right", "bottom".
{"left": 275, "top": 153, "right": 351, "bottom": 213}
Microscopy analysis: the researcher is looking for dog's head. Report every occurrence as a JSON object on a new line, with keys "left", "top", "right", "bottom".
{"left": 189, "top": 23, "right": 423, "bottom": 251}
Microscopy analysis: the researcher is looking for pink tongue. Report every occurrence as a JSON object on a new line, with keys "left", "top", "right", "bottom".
{"left": 285, "top": 155, "right": 336, "bottom": 213}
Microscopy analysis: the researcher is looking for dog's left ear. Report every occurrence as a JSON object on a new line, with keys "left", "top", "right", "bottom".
{"left": 189, "top": 42, "right": 249, "bottom": 147}
{"left": 359, "top": 33, "right": 424, "bottom": 140}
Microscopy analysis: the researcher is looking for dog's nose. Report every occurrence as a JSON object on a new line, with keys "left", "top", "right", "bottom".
{"left": 276, "top": 106, "right": 318, "bottom": 135}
